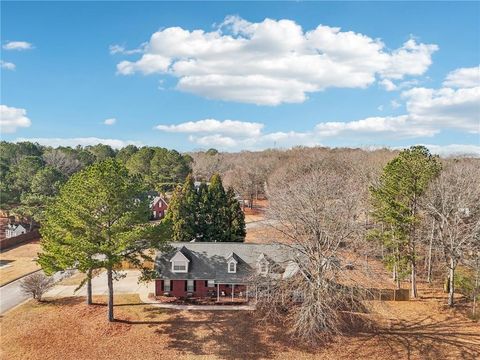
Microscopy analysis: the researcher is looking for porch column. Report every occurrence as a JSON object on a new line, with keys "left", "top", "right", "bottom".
{"left": 232, "top": 284, "right": 235, "bottom": 301}
{"left": 246, "top": 285, "right": 248, "bottom": 301}
{"left": 217, "top": 283, "right": 220, "bottom": 302}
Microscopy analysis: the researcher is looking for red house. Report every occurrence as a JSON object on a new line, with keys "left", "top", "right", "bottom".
{"left": 150, "top": 196, "right": 168, "bottom": 220}
{"left": 154, "top": 242, "right": 295, "bottom": 301}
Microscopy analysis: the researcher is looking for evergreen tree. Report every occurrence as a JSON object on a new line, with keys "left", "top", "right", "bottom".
{"left": 38, "top": 159, "right": 168, "bottom": 321}
{"left": 196, "top": 182, "right": 210, "bottom": 241}
{"left": 206, "top": 174, "right": 229, "bottom": 242}
{"left": 226, "top": 187, "right": 246, "bottom": 242}
{"left": 370, "top": 146, "right": 441, "bottom": 298}
{"left": 167, "top": 174, "right": 198, "bottom": 242}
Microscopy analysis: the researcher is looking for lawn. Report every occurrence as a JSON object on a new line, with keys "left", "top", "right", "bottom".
{"left": 1, "top": 292, "right": 478, "bottom": 360}
{"left": 0, "top": 240, "right": 41, "bottom": 286}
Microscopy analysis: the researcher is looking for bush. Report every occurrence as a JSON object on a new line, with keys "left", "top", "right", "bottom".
{"left": 20, "top": 272, "right": 54, "bottom": 301}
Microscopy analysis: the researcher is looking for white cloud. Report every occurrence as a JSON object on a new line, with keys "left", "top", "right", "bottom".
{"left": 377, "top": 105, "right": 384, "bottom": 111}
{"left": 391, "top": 100, "right": 401, "bottom": 109}
{"left": 0, "top": 60, "right": 16, "bottom": 70}
{"left": 14, "top": 137, "right": 142, "bottom": 149}
{"left": 3, "top": 41, "right": 33, "bottom": 51}
{"left": 109, "top": 44, "right": 145, "bottom": 55}
{"left": 156, "top": 119, "right": 264, "bottom": 137}
{"left": 115, "top": 16, "right": 437, "bottom": 105}
{"left": 0, "top": 105, "right": 32, "bottom": 133}
{"left": 379, "top": 79, "right": 397, "bottom": 91}
{"left": 443, "top": 65, "right": 480, "bottom": 88}
{"left": 103, "top": 118, "right": 117, "bottom": 125}
{"left": 422, "top": 144, "right": 480, "bottom": 157}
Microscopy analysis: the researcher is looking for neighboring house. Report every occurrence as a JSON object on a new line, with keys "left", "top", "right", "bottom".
{"left": 194, "top": 181, "right": 210, "bottom": 191}
{"left": 150, "top": 196, "right": 168, "bottom": 220}
{"left": 5, "top": 223, "right": 28, "bottom": 238}
{"left": 154, "top": 242, "right": 297, "bottom": 300}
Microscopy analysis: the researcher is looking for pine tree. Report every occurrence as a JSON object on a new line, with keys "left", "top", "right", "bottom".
{"left": 370, "top": 146, "right": 441, "bottom": 298}
{"left": 196, "top": 182, "right": 210, "bottom": 241}
{"left": 38, "top": 159, "right": 168, "bottom": 321}
{"left": 226, "top": 187, "right": 246, "bottom": 242}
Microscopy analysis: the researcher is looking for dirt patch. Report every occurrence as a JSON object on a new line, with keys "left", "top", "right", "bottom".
{"left": 1, "top": 291, "right": 478, "bottom": 360}
{"left": 0, "top": 240, "right": 41, "bottom": 286}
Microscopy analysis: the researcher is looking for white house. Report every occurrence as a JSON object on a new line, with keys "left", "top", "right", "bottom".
{"left": 5, "top": 224, "right": 28, "bottom": 238}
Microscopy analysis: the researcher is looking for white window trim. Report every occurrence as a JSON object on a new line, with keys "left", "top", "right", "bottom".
{"left": 259, "top": 261, "right": 269, "bottom": 274}
{"left": 228, "top": 260, "right": 237, "bottom": 273}
{"left": 171, "top": 260, "right": 188, "bottom": 273}
{"left": 164, "top": 279, "right": 171, "bottom": 292}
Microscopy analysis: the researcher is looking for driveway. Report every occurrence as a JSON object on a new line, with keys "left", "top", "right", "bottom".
{"left": 44, "top": 270, "right": 152, "bottom": 298}
{"left": 0, "top": 270, "right": 64, "bottom": 314}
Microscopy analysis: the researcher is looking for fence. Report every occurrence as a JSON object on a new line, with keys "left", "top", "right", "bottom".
{"left": 0, "top": 229, "right": 40, "bottom": 251}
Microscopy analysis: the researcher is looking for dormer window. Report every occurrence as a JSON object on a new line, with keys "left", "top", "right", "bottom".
{"left": 228, "top": 261, "right": 237, "bottom": 273}
{"left": 259, "top": 261, "right": 268, "bottom": 274}
{"left": 172, "top": 261, "right": 187, "bottom": 272}
{"left": 170, "top": 249, "right": 190, "bottom": 273}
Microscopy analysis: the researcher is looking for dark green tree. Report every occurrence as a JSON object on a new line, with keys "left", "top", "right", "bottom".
{"left": 370, "top": 145, "right": 441, "bottom": 298}
{"left": 226, "top": 187, "right": 246, "bottom": 242}
{"left": 38, "top": 159, "right": 168, "bottom": 321}
{"left": 166, "top": 175, "right": 198, "bottom": 242}
{"left": 205, "top": 174, "right": 229, "bottom": 242}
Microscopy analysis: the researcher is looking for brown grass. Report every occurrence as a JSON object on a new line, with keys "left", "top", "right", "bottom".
{"left": 1, "top": 290, "right": 479, "bottom": 360}
{"left": 0, "top": 240, "right": 41, "bottom": 286}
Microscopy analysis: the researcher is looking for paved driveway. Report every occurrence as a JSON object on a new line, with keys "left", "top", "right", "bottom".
{"left": 44, "top": 270, "right": 152, "bottom": 298}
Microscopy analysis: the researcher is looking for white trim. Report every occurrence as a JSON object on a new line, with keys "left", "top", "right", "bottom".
{"left": 228, "top": 260, "right": 237, "bottom": 273}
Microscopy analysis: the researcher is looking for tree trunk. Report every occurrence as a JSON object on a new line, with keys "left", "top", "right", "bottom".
{"left": 411, "top": 259, "right": 418, "bottom": 298}
{"left": 107, "top": 267, "right": 114, "bottom": 322}
{"left": 448, "top": 257, "right": 455, "bottom": 307}
{"left": 427, "top": 219, "right": 435, "bottom": 283}
{"left": 86, "top": 269, "right": 93, "bottom": 305}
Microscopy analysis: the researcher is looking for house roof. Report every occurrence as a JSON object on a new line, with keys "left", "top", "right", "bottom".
{"left": 155, "top": 242, "right": 296, "bottom": 283}
{"left": 150, "top": 196, "right": 168, "bottom": 207}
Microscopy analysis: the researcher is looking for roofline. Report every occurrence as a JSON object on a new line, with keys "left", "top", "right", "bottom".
{"left": 170, "top": 242, "right": 285, "bottom": 246}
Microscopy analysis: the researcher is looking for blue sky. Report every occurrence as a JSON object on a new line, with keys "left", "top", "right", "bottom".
{"left": 1, "top": 1, "right": 479, "bottom": 155}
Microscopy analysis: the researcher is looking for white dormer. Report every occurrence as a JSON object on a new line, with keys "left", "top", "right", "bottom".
{"left": 257, "top": 253, "right": 269, "bottom": 274}
{"left": 226, "top": 252, "right": 238, "bottom": 273}
{"left": 170, "top": 250, "right": 190, "bottom": 273}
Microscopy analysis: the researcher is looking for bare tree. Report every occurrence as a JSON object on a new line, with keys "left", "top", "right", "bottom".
{"left": 257, "top": 158, "right": 371, "bottom": 342}
{"left": 20, "top": 272, "right": 54, "bottom": 301}
{"left": 424, "top": 160, "right": 480, "bottom": 306}
{"left": 43, "top": 149, "right": 83, "bottom": 176}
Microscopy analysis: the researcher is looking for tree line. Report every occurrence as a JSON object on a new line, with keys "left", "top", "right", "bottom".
{"left": 0, "top": 141, "right": 191, "bottom": 221}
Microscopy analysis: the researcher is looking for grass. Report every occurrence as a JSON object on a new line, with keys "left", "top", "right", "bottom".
{"left": 1, "top": 291, "right": 479, "bottom": 360}
{"left": 0, "top": 240, "right": 41, "bottom": 286}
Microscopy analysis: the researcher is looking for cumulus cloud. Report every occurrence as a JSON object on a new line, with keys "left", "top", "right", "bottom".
{"left": 3, "top": 41, "right": 33, "bottom": 51}
{"left": 103, "top": 118, "right": 117, "bottom": 125}
{"left": 115, "top": 16, "right": 437, "bottom": 105}
{"left": 0, "top": 60, "right": 16, "bottom": 70}
{"left": 156, "top": 119, "right": 263, "bottom": 137}
{"left": 0, "top": 105, "right": 32, "bottom": 133}
{"left": 154, "top": 66, "right": 479, "bottom": 151}
{"left": 422, "top": 144, "right": 480, "bottom": 157}
{"left": 14, "top": 137, "right": 142, "bottom": 149}
{"left": 443, "top": 65, "right": 480, "bottom": 88}
{"left": 109, "top": 44, "right": 145, "bottom": 55}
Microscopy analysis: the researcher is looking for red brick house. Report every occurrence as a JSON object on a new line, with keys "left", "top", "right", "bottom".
{"left": 154, "top": 242, "right": 295, "bottom": 301}
{"left": 150, "top": 196, "right": 168, "bottom": 220}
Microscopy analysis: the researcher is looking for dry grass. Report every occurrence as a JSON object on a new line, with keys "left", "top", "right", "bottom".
{"left": 0, "top": 240, "right": 41, "bottom": 286}
{"left": 1, "top": 291, "right": 479, "bottom": 360}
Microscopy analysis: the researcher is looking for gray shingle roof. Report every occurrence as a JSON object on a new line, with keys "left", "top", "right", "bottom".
{"left": 155, "top": 242, "right": 295, "bottom": 283}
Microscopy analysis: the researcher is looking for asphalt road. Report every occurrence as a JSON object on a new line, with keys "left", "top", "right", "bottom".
{"left": 0, "top": 271, "right": 65, "bottom": 315}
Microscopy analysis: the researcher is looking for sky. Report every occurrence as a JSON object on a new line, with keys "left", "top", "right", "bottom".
{"left": 1, "top": 1, "right": 479, "bottom": 155}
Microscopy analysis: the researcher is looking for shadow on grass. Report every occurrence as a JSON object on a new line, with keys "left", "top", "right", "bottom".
{"left": 345, "top": 315, "right": 480, "bottom": 360}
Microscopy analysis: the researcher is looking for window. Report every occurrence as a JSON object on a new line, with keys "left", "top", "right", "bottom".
{"left": 187, "top": 280, "right": 194, "bottom": 292}
{"left": 172, "top": 261, "right": 187, "bottom": 273}
{"left": 259, "top": 262, "right": 268, "bottom": 274}
{"left": 228, "top": 261, "right": 237, "bottom": 273}
{"left": 164, "top": 280, "right": 171, "bottom": 292}
{"left": 207, "top": 280, "right": 215, "bottom": 287}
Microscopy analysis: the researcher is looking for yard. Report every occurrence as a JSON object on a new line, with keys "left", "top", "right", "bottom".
{"left": 0, "top": 240, "right": 41, "bottom": 286}
{"left": 1, "top": 291, "right": 478, "bottom": 360}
